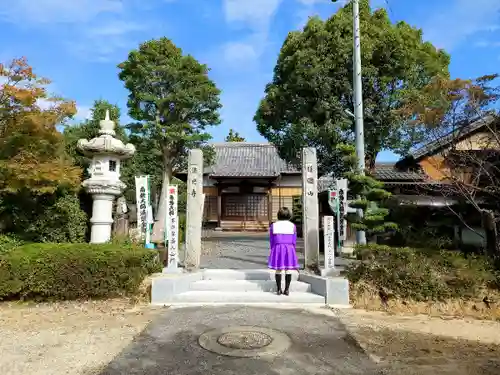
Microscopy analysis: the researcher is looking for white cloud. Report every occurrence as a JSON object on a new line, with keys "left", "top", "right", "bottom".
{"left": 220, "top": 0, "right": 283, "bottom": 66}
{"left": 223, "top": 0, "right": 283, "bottom": 28}
{"left": 86, "top": 20, "right": 146, "bottom": 37}
{"left": 422, "top": 0, "right": 500, "bottom": 51}
{"left": 475, "top": 40, "right": 500, "bottom": 48}
{"left": 68, "top": 19, "right": 148, "bottom": 62}
{"left": 75, "top": 105, "right": 92, "bottom": 121}
{"left": 222, "top": 42, "right": 259, "bottom": 65}
{"left": 294, "top": 0, "right": 388, "bottom": 28}
{"left": 0, "top": 0, "right": 123, "bottom": 24}
{"left": 0, "top": 1, "right": 153, "bottom": 62}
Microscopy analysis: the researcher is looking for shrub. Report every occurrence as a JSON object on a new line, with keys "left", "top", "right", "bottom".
{"left": 0, "top": 243, "right": 162, "bottom": 301}
{"left": 0, "top": 191, "right": 88, "bottom": 243}
{"left": 347, "top": 244, "right": 496, "bottom": 302}
{"left": 0, "top": 235, "right": 23, "bottom": 254}
{"left": 25, "top": 195, "right": 88, "bottom": 243}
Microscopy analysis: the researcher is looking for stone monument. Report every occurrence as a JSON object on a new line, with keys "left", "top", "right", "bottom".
{"left": 114, "top": 196, "right": 129, "bottom": 238}
{"left": 78, "top": 111, "right": 136, "bottom": 244}
{"left": 301, "top": 147, "right": 320, "bottom": 270}
{"left": 184, "top": 149, "right": 204, "bottom": 269}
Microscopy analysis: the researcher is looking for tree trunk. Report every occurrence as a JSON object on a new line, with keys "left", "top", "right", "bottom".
{"left": 151, "top": 152, "right": 172, "bottom": 244}
{"left": 481, "top": 209, "right": 500, "bottom": 259}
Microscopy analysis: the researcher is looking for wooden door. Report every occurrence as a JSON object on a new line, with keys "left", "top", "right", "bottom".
{"left": 222, "top": 194, "right": 268, "bottom": 221}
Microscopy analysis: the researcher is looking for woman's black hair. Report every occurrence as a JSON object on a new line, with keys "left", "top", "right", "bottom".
{"left": 277, "top": 207, "right": 292, "bottom": 221}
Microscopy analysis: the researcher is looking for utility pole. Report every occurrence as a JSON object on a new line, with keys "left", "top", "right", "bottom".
{"left": 332, "top": 0, "right": 366, "bottom": 245}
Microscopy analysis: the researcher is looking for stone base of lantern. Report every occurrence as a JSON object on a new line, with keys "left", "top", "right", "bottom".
{"left": 83, "top": 181, "right": 125, "bottom": 244}
{"left": 90, "top": 219, "right": 114, "bottom": 243}
{"left": 89, "top": 194, "right": 116, "bottom": 244}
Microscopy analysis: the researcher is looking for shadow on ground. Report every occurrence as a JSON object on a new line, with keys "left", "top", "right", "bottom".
{"left": 92, "top": 306, "right": 379, "bottom": 375}
{"left": 91, "top": 306, "right": 500, "bottom": 375}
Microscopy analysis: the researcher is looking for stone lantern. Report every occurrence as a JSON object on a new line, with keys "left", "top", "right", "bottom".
{"left": 77, "top": 110, "right": 136, "bottom": 244}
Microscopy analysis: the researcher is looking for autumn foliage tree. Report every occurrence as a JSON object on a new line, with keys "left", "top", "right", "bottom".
{"left": 402, "top": 74, "right": 500, "bottom": 258}
{"left": 0, "top": 57, "right": 87, "bottom": 242}
{"left": 0, "top": 57, "right": 81, "bottom": 193}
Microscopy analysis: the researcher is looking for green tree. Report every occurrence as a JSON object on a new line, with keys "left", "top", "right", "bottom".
{"left": 63, "top": 99, "right": 128, "bottom": 178}
{"left": 254, "top": 0, "right": 450, "bottom": 175}
{"left": 118, "top": 37, "right": 222, "bottom": 241}
{"left": 225, "top": 128, "right": 245, "bottom": 142}
{"left": 328, "top": 144, "right": 395, "bottom": 239}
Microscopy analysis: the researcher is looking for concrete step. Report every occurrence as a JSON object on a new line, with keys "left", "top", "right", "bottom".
{"left": 190, "top": 279, "right": 311, "bottom": 293}
{"left": 202, "top": 269, "right": 299, "bottom": 281}
{"left": 167, "top": 291, "right": 325, "bottom": 304}
{"left": 220, "top": 221, "right": 269, "bottom": 231}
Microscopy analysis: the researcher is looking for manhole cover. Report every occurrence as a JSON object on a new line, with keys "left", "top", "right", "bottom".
{"left": 198, "top": 325, "right": 291, "bottom": 358}
{"left": 217, "top": 331, "right": 273, "bottom": 349}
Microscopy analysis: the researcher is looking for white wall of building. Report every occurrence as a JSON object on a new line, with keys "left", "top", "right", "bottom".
{"left": 275, "top": 175, "right": 302, "bottom": 187}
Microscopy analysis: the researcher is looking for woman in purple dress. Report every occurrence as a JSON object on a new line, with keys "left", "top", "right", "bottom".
{"left": 268, "top": 207, "right": 299, "bottom": 296}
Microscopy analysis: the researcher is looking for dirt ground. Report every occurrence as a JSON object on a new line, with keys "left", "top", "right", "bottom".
{"left": 337, "top": 309, "right": 500, "bottom": 374}
{"left": 1, "top": 299, "right": 500, "bottom": 375}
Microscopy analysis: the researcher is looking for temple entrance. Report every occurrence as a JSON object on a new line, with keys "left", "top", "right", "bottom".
{"left": 220, "top": 193, "right": 269, "bottom": 231}
{"left": 177, "top": 144, "right": 320, "bottom": 271}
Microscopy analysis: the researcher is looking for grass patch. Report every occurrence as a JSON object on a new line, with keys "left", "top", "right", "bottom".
{"left": 346, "top": 244, "right": 500, "bottom": 319}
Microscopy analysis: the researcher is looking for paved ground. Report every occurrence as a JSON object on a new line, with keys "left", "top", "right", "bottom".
{"left": 2, "top": 300, "right": 500, "bottom": 375}
{"left": 96, "top": 306, "right": 378, "bottom": 375}
{"left": 198, "top": 231, "right": 352, "bottom": 270}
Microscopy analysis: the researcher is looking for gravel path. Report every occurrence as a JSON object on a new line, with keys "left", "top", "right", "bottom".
{"left": 1, "top": 300, "right": 500, "bottom": 375}
{"left": 198, "top": 231, "right": 353, "bottom": 270}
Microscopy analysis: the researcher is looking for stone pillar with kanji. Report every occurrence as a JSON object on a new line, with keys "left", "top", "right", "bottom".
{"left": 184, "top": 149, "right": 204, "bottom": 270}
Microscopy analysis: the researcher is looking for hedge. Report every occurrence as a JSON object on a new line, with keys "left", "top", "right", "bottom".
{"left": 346, "top": 244, "right": 499, "bottom": 302}
{"left": 0, "top": 235, "right": 23, "bottom": 254}
{"left": 0, "top": 243, "right": 162, "bottom": 301}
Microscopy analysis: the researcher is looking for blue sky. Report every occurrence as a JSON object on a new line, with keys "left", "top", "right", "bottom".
{"left": 1, "top": 0, "right": 499, "bottom": 162}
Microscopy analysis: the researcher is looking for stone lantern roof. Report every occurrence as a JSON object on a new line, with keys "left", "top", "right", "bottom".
{"left": 77, "top": 110, "right": 136, "bottom": 158}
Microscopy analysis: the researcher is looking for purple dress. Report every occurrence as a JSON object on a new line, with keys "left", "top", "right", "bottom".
{"left": 268, "top": 220, "right": 300, "bottom": 270}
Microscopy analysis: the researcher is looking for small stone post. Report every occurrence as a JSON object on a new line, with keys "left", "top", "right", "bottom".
{"left": 301, "top": 147, "right": 320, "bottom": 270}
{"left": 321, "top": 215, "right": 336, "bottom": 276}
{"left": 184, "top": 149, "right": 204, "bottom": 269}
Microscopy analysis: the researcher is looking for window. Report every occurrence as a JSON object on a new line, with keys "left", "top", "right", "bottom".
{"left": 109, "top": 160, "right": 117, "bottom": 172}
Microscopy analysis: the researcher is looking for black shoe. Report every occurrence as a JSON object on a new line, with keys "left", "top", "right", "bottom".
{"left": 284, "top": 274, "right": 292, "bottom": 296}
{"left": 275, "top": 273, "right": 282, "bottom": 295}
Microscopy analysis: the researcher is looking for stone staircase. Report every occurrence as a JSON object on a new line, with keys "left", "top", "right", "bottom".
{"left": 151, "top": 269, "right": 350, "bottom": 306}
{"left": 219, "top": 220, "right": 268, "bottom": 231}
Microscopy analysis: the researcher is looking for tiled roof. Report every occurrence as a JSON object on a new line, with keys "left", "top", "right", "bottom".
{"left": 196, "top": 143, "right": 427, "bottom": 185}
{"left": 316, "top": 163, "right": 428, "bottom": 192}
{"left": 317, "top": 177, "right": 335, "bottom": 192}
{"left": 208, "top": 142, "right": 299, "bottom": 177}
{"left": 372, "top": 162, "right": 426, "bottom": 182}
{"left": 412, "top": 114, "right": 497, "bottom": 160}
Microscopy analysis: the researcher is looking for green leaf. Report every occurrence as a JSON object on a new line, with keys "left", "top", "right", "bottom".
{"left": 255, "top": 0, "right": 449, "bottom": 174}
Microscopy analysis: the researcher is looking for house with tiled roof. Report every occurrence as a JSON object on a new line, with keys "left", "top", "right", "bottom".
{"left": 194, "top": 142, "right": 302, "bottom": 231}
{"left": 177, "top": 142, "right": 442, "bottom": 232}
{"left": 399, "top": 114, "right": 499, "bottom": 183}
{"left": 174, "top": 113, "right": 498, "bottom": 245}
